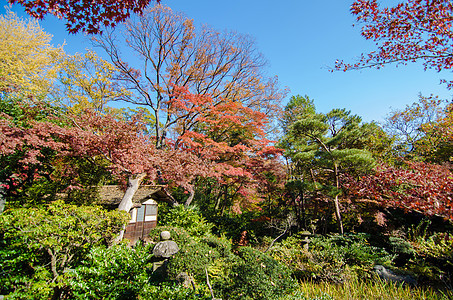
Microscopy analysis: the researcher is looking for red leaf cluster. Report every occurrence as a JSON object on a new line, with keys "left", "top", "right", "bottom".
{"left": 8, "top": 0, "right": 159, "bottom": 34}
{"left": 166, "top": 86, "right": 284, "bottom": 208}
{"left": 336, "top": 0, "right": 453, "bottom": 86}
{"left": 1, "top": 110, "right": 211, "bottom": 193}
{"left": 342, "top": 161, "right": 453, "bottom": 220}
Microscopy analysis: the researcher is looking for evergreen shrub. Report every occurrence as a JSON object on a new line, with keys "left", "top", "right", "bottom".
{"left": 222, "top": 246, "right": 297, "bottom": 300}
{"left": 66, "top": 242, "right": 153, "bottom": 299}
{"left": 157, "top": 204, "right": 213, "bottom": 238}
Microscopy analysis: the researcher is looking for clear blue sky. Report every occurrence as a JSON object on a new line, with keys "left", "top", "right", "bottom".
{"left": 3, "top": 0, "right": 452, "bottom": 123}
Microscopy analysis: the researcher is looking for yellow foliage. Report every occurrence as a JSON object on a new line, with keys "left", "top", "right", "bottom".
{"left": 0, "top": 8, "right": 63, "bottom": 98}
{"left": 53, "top": 50, "right": 129, "bottom": 117}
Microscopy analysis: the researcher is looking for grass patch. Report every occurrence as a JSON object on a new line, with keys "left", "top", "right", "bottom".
{"left": 283, "top": 278, "right": 453, "bottom": 300}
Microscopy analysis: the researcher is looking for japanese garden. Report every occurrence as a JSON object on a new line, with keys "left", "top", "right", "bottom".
{"left": 1, "top": 0, "right": 453, "bottom": 299}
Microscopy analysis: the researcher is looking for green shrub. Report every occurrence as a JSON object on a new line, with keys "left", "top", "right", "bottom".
{"left": 223, "top": 246, "right": 297, "bottom": 300}
{"left": 149, "top": 225, "right": 193, "bottom": 245}
{"left": 200, "top": 234, "right": 233, "bottom": 259}
{"left": 0, "top": 201, "right": 128, "bottom": 299}
{"left": 167, "top": 237, "right": 219, "bottom": 283}
{"left": 408, "top": 232, "right": 453, "bottom": 286}
{"left": 150, "top": 227, "right": 295, "bottom": 300}
{"left": 150, "top": 227, "right": 234, "bottom": 287}
{"left": 66, "top": 242, "right": 153, "bottom": 299}
{"left": 66, "top": 241, "right": 213, "bottom": 300}
{"left": 157, "top": 204, "right": 213, "bottom": 238}
{"left": 387, "top": 220, "right": 453, "bottom": 286}
{"left": 269, "top": 233, "right": 393, "bottom": 283}
{"left": 316, "top": 233, "right": 392, "bottom": 268}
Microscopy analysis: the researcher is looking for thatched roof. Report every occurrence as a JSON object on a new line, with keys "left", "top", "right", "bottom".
{"left": 97, "top": 185, "right": 176, "bottom": 207}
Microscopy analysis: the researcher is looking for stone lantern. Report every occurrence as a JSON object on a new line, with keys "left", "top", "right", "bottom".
{"left": 152, "top": 231, "right": 180, "bottom": 273}
{"left": 299, "top": 230, "right": 312, "bottom": 250}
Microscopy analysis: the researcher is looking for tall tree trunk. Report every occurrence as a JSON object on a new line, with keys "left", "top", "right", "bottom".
{"left": 333, "top": 194, "right": 344, "bottom": 235}
{"left": 333, "top": 163, "right": 344, "bottom": 234}
{"left": 0, "top": 183, "right": 6, "bottom": 214}
{"left": 116, "top": 173, "right": 146, "bottom": 241}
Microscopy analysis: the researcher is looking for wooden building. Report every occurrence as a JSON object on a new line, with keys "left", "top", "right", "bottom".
{"left": 98, "top": 185, "right": 174, "bottom": 242}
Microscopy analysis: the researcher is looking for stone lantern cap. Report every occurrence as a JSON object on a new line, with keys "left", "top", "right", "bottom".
{"left": 153, "top": 231, "right": 179, "bottom": 258}
{"left": 160, "top": 230, "right": 171, "bottom": 241}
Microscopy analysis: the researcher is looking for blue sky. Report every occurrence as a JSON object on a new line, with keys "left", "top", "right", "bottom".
{"left": 3, "top": 0, "right": 452, "bottom": 123}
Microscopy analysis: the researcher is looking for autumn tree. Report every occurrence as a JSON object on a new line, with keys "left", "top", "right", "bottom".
{"left": 8, "top": 0, "right": 160, "bottom": 34}
{"left": 163, "top": 86, "right": 283, "bottom": 210}
{"left": 342, "top": 161, "right": 453, "bottom": 221}
{"left": 335, "top": 1, "right": 453, "bottom": 162}
{"left": 384, "top": 94, "right": 449, "bottom": 160}
{"left": 51, "top": 50, "right": 127, "bottom": 117}
{"left": 419, "top": 101, "right": 453, "bottom": 162}
{"left": 1, "top": 98, "right": 283, "bottom": 225}
{"left": 280, "top": 97, "right": 378, "bottom": 233}
{"left": 336, "top": 0, "right": 453, "bottom": 87}
{"left": 1, "top": 5, "right": 284, "bottom": 215}
{"left": 0, "top": 9, "right": 63, "bottom": 98}
{"left": 93, "top": 5, "right": 284, "bottom": 149}
{"left": 1, "top": 99, "right": 210, "bottom": 205}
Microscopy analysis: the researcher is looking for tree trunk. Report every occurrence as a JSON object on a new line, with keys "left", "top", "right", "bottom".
{"left": 333, "top": 163, "right": 344, "bottom": 234}
{"left": 333, "top": 194, "right": 344, "bottom": 235}
{"left": 118, "top": 173, "right": 147, "bottom": 212}
{"left": 184, "top": 189, "right": 195, "bottom": 206}
{"left": 0, "top": 183, "right": 6, "bottom": 214}
{"left": 116, "top": 173, "right": 146, "bottom": 241}
{"left": 0, "top": 196, "right": 5, "bottom": 215}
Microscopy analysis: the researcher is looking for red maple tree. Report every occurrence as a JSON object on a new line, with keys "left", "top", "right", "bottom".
{"left": 1, "top": 108, "right": 212, "bottom": 210}
{"left": 342, "top": 161, "right": 453, "bottom": 220}
{"left": 167, "top": 86, "right": 284, "bottom": 207}
{"left": 336, "top": 0, "right": 453, "bottom": 87}
{"left": 1, "top": 86, "right": 283, "bottom": 212}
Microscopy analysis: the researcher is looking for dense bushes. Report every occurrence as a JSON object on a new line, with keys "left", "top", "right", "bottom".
{"left": 65, "top": 242, "right": 207, "bottom": 300}
{"left": 149, "top": 220, "right": 296, "bottom": 299}
{"left": 269, "top": 233, "right": 393, "bottom": 283}
{"left": 157, "top": 204, "right": 213, "bottom": 238}
{"left": 224, "top": 246, "right": 297, "bottom": 299}
{"left": 67, "top": 243, "right": 153, "bottom": 299}
{"left": 387, "top": 220, "right": 453, "bottom": 286}
{"left": 2, "top": 200, "right": 451, "bottom": 299}
{"left": 0, "top": 201, "right": 128, "bottom": 299}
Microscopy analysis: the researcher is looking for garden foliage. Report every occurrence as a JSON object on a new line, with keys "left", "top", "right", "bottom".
{"left": 0, "top": 201, "right": 128, "bottom": 299}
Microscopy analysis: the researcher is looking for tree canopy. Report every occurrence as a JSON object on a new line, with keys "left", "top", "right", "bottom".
{"left": 336, "top": 0, "right": 453, "bottom": 90}
{"left": 7, "top": 0, "right": 160, "bottom": 34}
{"left": 93, "top": 5, "right": 285, "bottom": 149}
{"left": 279, "top": 96, "right": 379, "bottom": 233}
{"left": 0, "top": 9, "right": 63, "bottom": 97}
